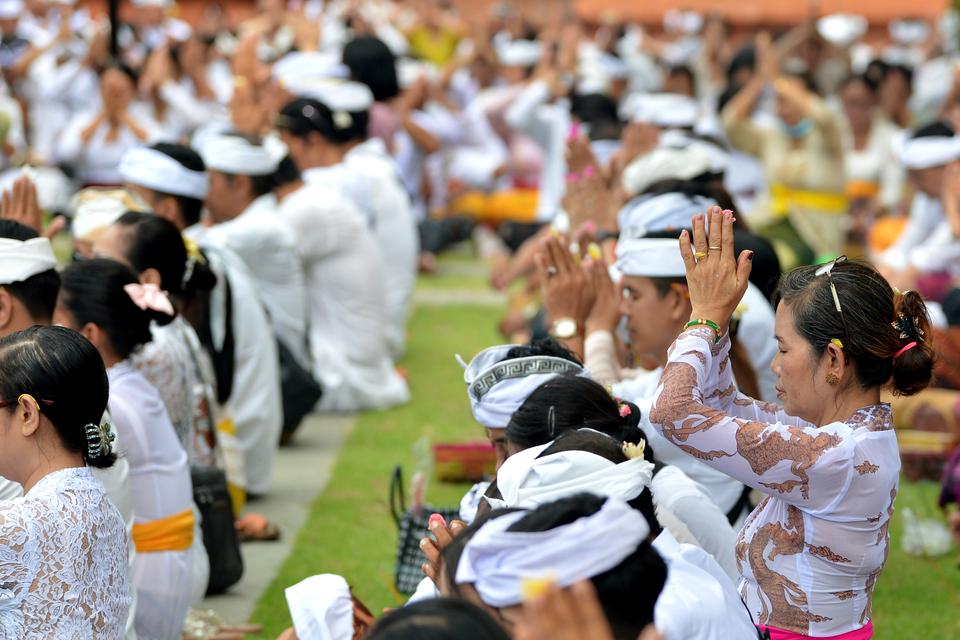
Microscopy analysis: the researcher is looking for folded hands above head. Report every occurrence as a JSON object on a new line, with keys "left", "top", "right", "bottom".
{"left": 678, "top": 206, "right": 754, "bottom": 338}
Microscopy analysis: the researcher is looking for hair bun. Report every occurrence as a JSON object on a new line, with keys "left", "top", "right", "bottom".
{"left": 891, "top": 290, "right": 935, "bottom": 396}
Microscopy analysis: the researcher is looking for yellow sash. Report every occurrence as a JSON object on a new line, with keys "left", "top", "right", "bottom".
{"left": 770, "top": 183, "right": 849, "bottom": 218}
{"left": 132, "top": 508, "right": 195, "bottom": 553}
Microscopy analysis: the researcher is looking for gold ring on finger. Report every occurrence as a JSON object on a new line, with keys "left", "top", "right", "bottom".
{"left": 694, "top": 250, "right": 707, "bottom": 260}
{"left": 709, "top": 246, "right": 721, "bottom": 250}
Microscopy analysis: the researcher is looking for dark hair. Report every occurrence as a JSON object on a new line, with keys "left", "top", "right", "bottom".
{"left": 59, "top": 258, "right": 174, "bottom": 360}
{"left": 506, "top": 375, "right": 644, "bottom": 449}
{"left": 839, "top": 73, "right": 879, "bottom": 95}
{"left": 571, "top": 93, "right": 620, "bottom": 126}
{"left": 272, "top": 154, "right": 301, "bottom": 189}
{"left": 725, "top": 45, "right": 755, "bottom": 83}
{"left": 641, "top": 179, "right": 737, "bottom": 213}
{"left": 277, "top": 97, "right": 368, "bottom": 145}
{"left": 148, "top": 143, "right": 206, "bottom": 227}
{"left": 0, "top": 325, "right": 115, "bottom": 468}
{"left": 112, "top": 212, "right": 216, "bottom": 299}
{"left": 0, "top": 221, "right": 60, "bottom": 322}
{"left": 883, "top": 63, "right": 914, "bottom": 90}
{"left": 913, "top": 120, "right": 955, "bottom": 139}
{"left": 774, "top": 260, "right": 934, "bottom": 395}
{"left": 508, "top": 495, "right": 667, "bottom": 639}
{"left": 366, "top": 599, "right": 511, "bottom": 640}
{"left": 504, "top": 337, "right": 582, "bottom": 364}
{"left": 343, "top": 36, "right": 400, "bottom": 102}
{"left": 99, "top": 61, "right": 139, "bottom": 86}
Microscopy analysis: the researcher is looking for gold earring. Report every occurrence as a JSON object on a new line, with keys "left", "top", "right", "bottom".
{"left": 825, "top": 372, "right": 840, "bottom": 385}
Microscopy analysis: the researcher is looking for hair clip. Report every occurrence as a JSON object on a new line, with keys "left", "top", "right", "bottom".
{"left": 547, "top": 405, "right": 557, "bottom": 438}
{"left": 84, "top": 422, "right": 115, "bottom": 460}
{"left": 622, "top": 439, "right": 646, "bottom": 460}
{"left": 892, "top": 313, "right": 925, "bottom": 342}
{"left": 830, "top": 338, "right": 844, "bottom": 349}
{"left": 618, "top": 402, "right": 632, "bottom": 418}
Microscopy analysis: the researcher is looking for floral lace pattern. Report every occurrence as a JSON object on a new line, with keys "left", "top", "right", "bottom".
{"left": 0, "top": 467, "right": 131, "bottom": 639}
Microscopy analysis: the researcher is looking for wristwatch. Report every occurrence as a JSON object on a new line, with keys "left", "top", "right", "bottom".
{"left": 550, "top": 317, "right": 579, "bottom": 340}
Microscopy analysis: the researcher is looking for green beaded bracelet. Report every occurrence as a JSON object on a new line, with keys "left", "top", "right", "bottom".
{"left": 685, "top": 318, "right": 722, "bottom": 343}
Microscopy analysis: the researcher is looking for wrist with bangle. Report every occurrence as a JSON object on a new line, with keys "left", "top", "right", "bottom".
{"left": 685, "top": 318, "right": 723, "bottom": 343}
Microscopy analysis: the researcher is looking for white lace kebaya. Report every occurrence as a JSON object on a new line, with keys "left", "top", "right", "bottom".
{"left": 0, "top": 467, "right": 131, "bottom": 639}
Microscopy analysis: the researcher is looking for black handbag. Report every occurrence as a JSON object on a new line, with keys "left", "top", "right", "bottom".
{"left": 277, "top": 337, "right": 322, "bottom": 439}
{"left": 389, "top": 465, "right": 460, "bottom": 594}
{"left": 192, "top": 464, "right": 244, "bottom": 595}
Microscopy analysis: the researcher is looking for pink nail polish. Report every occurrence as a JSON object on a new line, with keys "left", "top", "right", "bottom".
{"left": 583, "top": 166, "right": 595, "bottom": 178}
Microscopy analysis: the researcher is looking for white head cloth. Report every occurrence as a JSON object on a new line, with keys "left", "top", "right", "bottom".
{"left": 273, "top": 51, "right": 350, "bottom": 90}
{"left": 0, "top": 0, "right": 23, "bottom": 20}
{"left": 496, "top": 40, "right": 543, "bottom": 68}
{"left": 298, "top": 79, "right": 375, "bottom": 113}
{"left": 817, "top": 14, "right": 868, "bottom": 47}
{"left": 132, "top": 0, "right": 173, "bottom": 6}
{"left": 620, "top": 93, "right": 700, "bottom": 128}
{"left": 460, "top": 345, "right": 586, "bottom": 429}
{"left": 69, "top": 188, "right": 151, "bottom": 241}
{"left": 618, "top": 192, "right": 717, "bottom": 239}
{"left": 119, "top": 147, "right": 210, "bottom": 200}
{"left": 894, "top": 132, "right": 960, "bottom": 169}
{"left": 284, "top": 574, "right": 354, "bottom": 640}
{"left": 889, "top": 19, "right": 931, "bottom": 45}
{"left": 663, "top": 9, "right": 703, "bottom": 35}
{"left": 198, "top": 134, "right": 282, "bottom": 176}
{"left": 0, "top": 238, "right": 57, "bottom": 285}
{"left": 485, "top": 440, "right": 655, "bottom": 511}
{"left": 616, "top": 237, "right": 686, "bottom": 278}
{"left": 621, "top": 146, "right": 714, "bottom": 197}
{"left": 658, "top": 129, "right": 730, "bottom": 173}
{"left": 397, "top": 58, "right": 439, "bottom": 89}
{"left": 455, "top": 498, "right": 650, "bottom": 607}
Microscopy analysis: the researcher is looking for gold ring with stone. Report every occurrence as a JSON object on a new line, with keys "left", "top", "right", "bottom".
{"left": 694, "top": 250, "right": 707, "bottom": 260}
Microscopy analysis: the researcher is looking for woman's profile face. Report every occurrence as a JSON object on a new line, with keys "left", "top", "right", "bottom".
{"left": 771, "top": 301, "right": 828, "bottom": 423}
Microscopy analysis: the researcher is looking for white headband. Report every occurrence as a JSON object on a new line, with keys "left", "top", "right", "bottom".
{"left": 895, "top": 134, "right": 960, "bottom": 169}
{"left": 485, "top": 441, "right": 655, "bottom": 511}
{"left": 284, "top": 574, "right": 354, "bottom": 640}
{"left": 69, "top": 188, "right": 151, "bottom": 241}
{"left": 618, "top": 192, "right": 716, "bottom": 239}
{"left": 119, "top": 147, "right": 210, "bottom": 200}
{"left": 616, "top": 237, "right": 687, "bottom": 278}
{"left": 460, "top": 345, "right": 586, "bottom": 429}
{"left": 199, "top": 134, "right": 282, "bottom": 176}
{"left": 620, "top": 92, "right": 700, "bottom": 128}
{"left": 455, "top": 499, "right": 650, "bottom": 607}
{"left": 620, "top": 146, "right": 714, "bottom": 198}
{"left": 0, "top": 238, "right": 57, "bottom": 285}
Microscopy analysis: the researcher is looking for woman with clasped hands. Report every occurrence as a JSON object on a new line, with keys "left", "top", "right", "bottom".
{"left": 649, "top": 207, "right": 934, "bottom": 639}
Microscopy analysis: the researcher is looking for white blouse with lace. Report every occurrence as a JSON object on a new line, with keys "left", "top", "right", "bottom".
{"left": 650, "top": 328, "right": 899, "bottom": 636}
{"left": 0, "top": 466, "right": 131, "bottom": 639}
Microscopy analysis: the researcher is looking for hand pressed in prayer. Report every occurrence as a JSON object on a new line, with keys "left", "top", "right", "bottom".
{"left": 535, "top": 234, "right": 596, "bottom": 326}
{"left": 609, "top": 122, "right": 659, "bottom": 185}
{"left": 0, "top": 175, "right": 65, "bottom": 239}
{"left": 585, "top": 258, "right": 622, "bottom": 335}
{"left": 562, "top": 164, "right": 619, "bottom": 236}
{"left": 680, "top": 206, "right": 753, "bottom": 335}
{"left": 419, "top": 515, "right": 466, "bottom": 592}
{"left": 513, "top": 581, "right": 616, "bottom": 640}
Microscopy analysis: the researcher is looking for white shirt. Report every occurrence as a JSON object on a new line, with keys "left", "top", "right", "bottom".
{"left": 277, "top": 182, "right": 409, "bottom": 412}
{"left": 0, "top": 467, "right": 131, "bottom": 639}
{"left": 652, "top": 529, "right": 759, "bottom": 640}
{"left": 879, "top": 192, "right": 960, "bottom": 273}
{"left": 55, "top": 108, "right": 160, "bottom": 184}
{"left": 304, "top": 138, "right": 419, "bottom": 359}
{"left": 203, "top": 194, "right": 309, "bottom": 358}
{"left": 182, "top": 237, "right": 282, "bottom": 495}
{"left": 843, "top": 115, "right": 904, "bottom": 210}
{"left": 108, "top": 361, "right": 195, "bottom": 640}
{"left": 505, "top": 80, "right": 571, "bottom": 221}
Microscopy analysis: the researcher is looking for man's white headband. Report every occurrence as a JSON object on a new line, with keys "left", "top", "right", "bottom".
{"left": 485, "top": 440, "right": 655, "bottom": 510}
{"left": 455, "top": 499, "right": 650, "bottom": 607}
{"left": 895, "top": 134, "right": 960, "bottom": 170}
{"left": 615, "top": 237, "right": 687, "bottom": 278}
{"left": 119, "top": 147, "right": 209, "bottom": 200}
{"left": 199, "top": 135, "right": 282, "bottom": 176}
{"left": 0, "top": 238, "right": 57, "bottom": 285}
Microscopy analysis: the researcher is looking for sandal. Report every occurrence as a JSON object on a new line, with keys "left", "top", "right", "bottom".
{"left": 235, "top": 513, "right": 281, "bottom": 542}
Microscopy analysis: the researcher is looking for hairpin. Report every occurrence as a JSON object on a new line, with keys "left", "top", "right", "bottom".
{"left": 83, "top": 422, "right": 115, "bottom": 460}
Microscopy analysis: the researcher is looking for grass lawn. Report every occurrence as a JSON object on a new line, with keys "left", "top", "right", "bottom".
{"left": 248, "top": 261, "right": 958, "bottom": 640}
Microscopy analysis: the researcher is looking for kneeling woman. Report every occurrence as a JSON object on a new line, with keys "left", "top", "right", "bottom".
{"left": 0, "top": 326, "right": 130, "bottom": 637}
{"left": 56, "top": 259, "right": 198, "bottom": 640}
{"left": 651, "top": 208, "right": 934, "bottom": 639}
